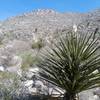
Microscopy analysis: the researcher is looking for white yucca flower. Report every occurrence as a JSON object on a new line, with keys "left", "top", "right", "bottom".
{"left": 73, "top": 24, "right": 77, "bottom": 32}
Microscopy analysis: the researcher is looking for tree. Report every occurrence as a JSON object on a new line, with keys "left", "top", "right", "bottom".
{"left": 37, "top": 31, "right": 100, "bottom": 100}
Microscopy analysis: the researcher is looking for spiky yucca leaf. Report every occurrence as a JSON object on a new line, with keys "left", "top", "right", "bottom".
{"left": 37, "top": 32, "right": 100, "bottom": 98}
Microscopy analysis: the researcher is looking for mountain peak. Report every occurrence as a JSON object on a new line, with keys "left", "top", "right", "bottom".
{"left": 32, "top": 9, "right": 57, "bottom": 15}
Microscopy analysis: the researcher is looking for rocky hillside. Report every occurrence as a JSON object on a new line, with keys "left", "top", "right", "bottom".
{"left": 0, "top": 9, "right": 88, "bottom": 41}
{"left": 0, "top": 9, "right": 100, "bottom": 100}
{"left": 0, "top": 9, "right": 100, "bottom": 42}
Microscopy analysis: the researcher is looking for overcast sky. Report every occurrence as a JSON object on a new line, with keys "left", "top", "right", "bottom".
{"left": 0, "top": 0, "right": 100, "bottom": 20}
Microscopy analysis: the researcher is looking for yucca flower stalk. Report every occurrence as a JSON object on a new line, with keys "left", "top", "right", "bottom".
{"left": 37, "top": 31, "right": 100, "bottom": 100}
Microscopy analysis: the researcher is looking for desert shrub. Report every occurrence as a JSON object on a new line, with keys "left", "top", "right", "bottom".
{"left": 21, "top": 52, "right": 39, "bottom": 71}
{"left": 0, "top": 40, "right": 2, "bottom": 45}
{"left": 0, "top": 72, "right": 21, "bottom": 100}
{"left": 0, "top": 71, "right": 18, "bottom": 80}
{"left": 32, "top": 38, "right": 44, "bottom": 50}
{"left": 0, "top": 37, "right": 3, "bottom": 47}
{"left": 5, "top": 32, "right": 13, "bottom": 38}
{"left": 21, "top": 53, "right": 34, "bottom": 70}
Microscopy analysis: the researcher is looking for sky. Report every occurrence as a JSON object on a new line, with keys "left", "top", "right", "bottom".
{"left": 0, "top": 0, "right": 100, "bottom": 20}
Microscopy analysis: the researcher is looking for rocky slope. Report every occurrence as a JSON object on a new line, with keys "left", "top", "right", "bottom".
{"left": 0, "top": 9, "right": 86, "bottom": 41}
{"left": 0, "top": 9, "right": 100, "bottom": 100}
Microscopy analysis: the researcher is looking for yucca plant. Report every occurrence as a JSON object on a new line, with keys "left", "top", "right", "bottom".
{"left": 37, "top": 31, "right": 100, "bottom": 100}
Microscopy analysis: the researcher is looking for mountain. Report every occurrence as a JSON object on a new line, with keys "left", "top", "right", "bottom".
{"left": 0, "top": 9, "right": 100, "bottom": 41}
{"left": 0, "top": 9, "right": 86, "bottom": 40}
{"left": 0, "top": 9, "right": 100, "bottom": 100}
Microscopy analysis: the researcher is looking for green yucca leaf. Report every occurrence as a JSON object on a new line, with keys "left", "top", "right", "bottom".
{"left": 37, "top": 31, "right": 100, "bottom": 97}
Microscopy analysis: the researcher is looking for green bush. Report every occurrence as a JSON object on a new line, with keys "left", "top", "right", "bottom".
{"left": 21, "top": 52, "right": 39, "bottom": 70}
{"left": 32, "top": 38, "right": 44, "bottom": 50}
{"left": 0, "top": 72, "right": 18, "bottom": 80}
{"left": 0, "top": 72, "right": 20, "bottom": 100}
{"left": 21, "top": 53, "right": 33, "bottom": 70}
